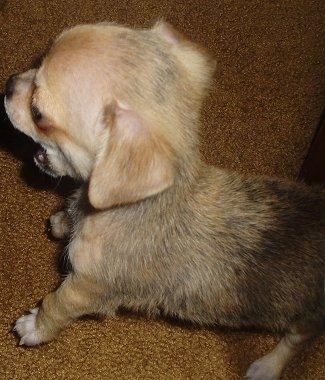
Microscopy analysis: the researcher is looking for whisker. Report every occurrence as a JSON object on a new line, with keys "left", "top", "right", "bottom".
{"left": 53, "top": 176, "right": 63, "bottom": 191}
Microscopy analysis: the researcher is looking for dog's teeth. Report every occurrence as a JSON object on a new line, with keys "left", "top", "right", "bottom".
{"left": 35, "top": 149, "right": 47, "bottom": 163}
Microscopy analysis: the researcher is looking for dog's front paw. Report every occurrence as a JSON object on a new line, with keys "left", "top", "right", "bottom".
{"left": 49, "top": 211, "right": 69, "bottom": 239}
{"left": 14, "top": 308, "right": 43, "bottom": 346}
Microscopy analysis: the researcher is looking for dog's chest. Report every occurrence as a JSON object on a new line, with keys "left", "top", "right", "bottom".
{"left": 68, "top": 212, "right": 107, "bottom": 273}
{"left": 66, "top": 205, "right": 177, "bottom": 288}
{"left": 67, "top": 209, "right": 148, "bottom": 277}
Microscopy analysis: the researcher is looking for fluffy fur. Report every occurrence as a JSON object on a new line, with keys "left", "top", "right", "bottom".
{"left": 4, "top": 22, "right": 325, "bottom": 379}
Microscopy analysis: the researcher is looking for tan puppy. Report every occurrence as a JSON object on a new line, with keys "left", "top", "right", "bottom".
{"left": 4, "top": 22, "right": 325, "bottom": 380}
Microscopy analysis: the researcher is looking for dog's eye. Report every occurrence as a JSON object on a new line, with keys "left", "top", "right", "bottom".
{"left": 31, "top": 105, "right": 43, "bottom": 122}
{"left": 31, "top": 104, "right": 51, "bottom": 132}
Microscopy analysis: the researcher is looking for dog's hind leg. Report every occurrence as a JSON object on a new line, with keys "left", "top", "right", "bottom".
{"left": 245, "top": 322, "right": 321, "bottom": 380}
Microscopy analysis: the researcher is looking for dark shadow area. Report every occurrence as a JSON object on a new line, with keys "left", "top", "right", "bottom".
{"left": 1, "top": 92, "right": 75, "bottom": 276}
{"left": 0, "top": 93, "right": 38, "bottom": 162}
{"left": 299, "top": 107, "right": 325, "bottom": 185}
{"left": 0, "top": 93, "right": 78, "bottom": 196}
{"left": 116, "top": 305, "right": 278, "bottom": 336}
{"left": 0, "top": 0, "right": 8, "bottom": 12}
{"left": 46, "top": 229, "right": 73, "bottom": 276}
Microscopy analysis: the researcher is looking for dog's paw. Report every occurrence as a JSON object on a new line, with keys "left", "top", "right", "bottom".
{"left": 245, "top": 359, "right": 279, "bottom": 380}
{"left": 14, "top": 308, "right": 43, "bottom": 346}
{"left": 50, "top": 211, "right": 69, "bottom": 239}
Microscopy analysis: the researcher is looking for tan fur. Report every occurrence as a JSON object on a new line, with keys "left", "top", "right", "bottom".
{"left": 4, "top": 22, "right": 324, "bottom": 380}
{"left": 89, "top": 101, "right": 175, "bottom": 209}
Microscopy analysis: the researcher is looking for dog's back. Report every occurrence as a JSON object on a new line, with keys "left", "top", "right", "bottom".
{"left": 78, "top": 164, "right": 325, "bottom": 333}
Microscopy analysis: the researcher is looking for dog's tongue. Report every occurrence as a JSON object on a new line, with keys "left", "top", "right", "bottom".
{"left": 34, "top": 149, "right": 48, "bottom": 165}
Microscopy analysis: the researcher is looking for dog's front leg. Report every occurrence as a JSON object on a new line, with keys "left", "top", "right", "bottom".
{"left": 49, "top": 187, "right": 84, "bottom": 239}
{"left": 14, "top": 273, "right": 104, "bottom": 346}
{"left": 49, "top": 210, "right": 70, "bottom": 239}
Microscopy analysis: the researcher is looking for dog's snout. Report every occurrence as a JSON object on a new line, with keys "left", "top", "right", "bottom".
{"left": 5, "top": 74, "right": 19, "bottom": 99}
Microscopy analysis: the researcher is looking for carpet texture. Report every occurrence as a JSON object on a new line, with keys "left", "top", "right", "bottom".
{"left": 0, "top": 1, "right": 324, "bottom": 379}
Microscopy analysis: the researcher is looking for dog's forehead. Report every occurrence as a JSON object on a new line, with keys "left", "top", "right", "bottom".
{"left": 41, "top": 47, "right": 90, "bottom": 82}
{"left": 37, "top": 27, "right": 135, "bottom": 92}
{"left": 47, "top": 25, "right": 138, "bottom": 64}
{"left": 36, "top": 47, "right": 106, "bottom": 107}
{"left": 43, "top": 24, "right": 171, "bottom": 74}
{"left": 35, "top": 27, "right": 165, "bottom": 107}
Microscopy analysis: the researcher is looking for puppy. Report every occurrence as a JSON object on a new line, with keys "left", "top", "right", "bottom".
{"left": 4, "top": 21, "right": 324, "bottom": 380}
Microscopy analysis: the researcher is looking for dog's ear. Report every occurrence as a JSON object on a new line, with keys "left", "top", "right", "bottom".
{"left": 88, "top": 102, "right": 175, "bottom": 209}
{"left": 151, "top": 20, "right": 184, "bottom": 46}
{"left": 152, "top": 21, "right": 216, "bottom": 96}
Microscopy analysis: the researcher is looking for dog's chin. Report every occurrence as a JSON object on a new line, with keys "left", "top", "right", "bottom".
{"left": 34, "top": 149, "right": 59, "bottom": 178}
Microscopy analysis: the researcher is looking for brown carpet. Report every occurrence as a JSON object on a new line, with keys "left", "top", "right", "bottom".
{"left": 1, "top": 1, "right": 324, "bottom": 379}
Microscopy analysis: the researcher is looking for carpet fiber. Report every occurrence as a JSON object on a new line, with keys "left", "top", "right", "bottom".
{"left": 0, "top": 1, "right": 324, "bottom": 379}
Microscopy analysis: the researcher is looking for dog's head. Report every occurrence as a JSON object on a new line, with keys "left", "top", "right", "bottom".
{"left": 4, "top": 22, "right": 215, "bottom": 209}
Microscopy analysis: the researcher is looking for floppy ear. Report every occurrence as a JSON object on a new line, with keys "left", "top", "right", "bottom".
{"left": 88, "top": 102, "right": 175, "bottom": 209}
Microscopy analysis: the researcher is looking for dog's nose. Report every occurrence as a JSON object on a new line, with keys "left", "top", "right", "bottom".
{"left": 5, "top": 74, "right": 18, "bottom": 99}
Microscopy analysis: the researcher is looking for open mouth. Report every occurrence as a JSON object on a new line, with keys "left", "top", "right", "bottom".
{"left": 34, "top": 148, "right": 49, "bottom": 167}
{"left": 33, "top": 148, "right": 56, "bottom": 177}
